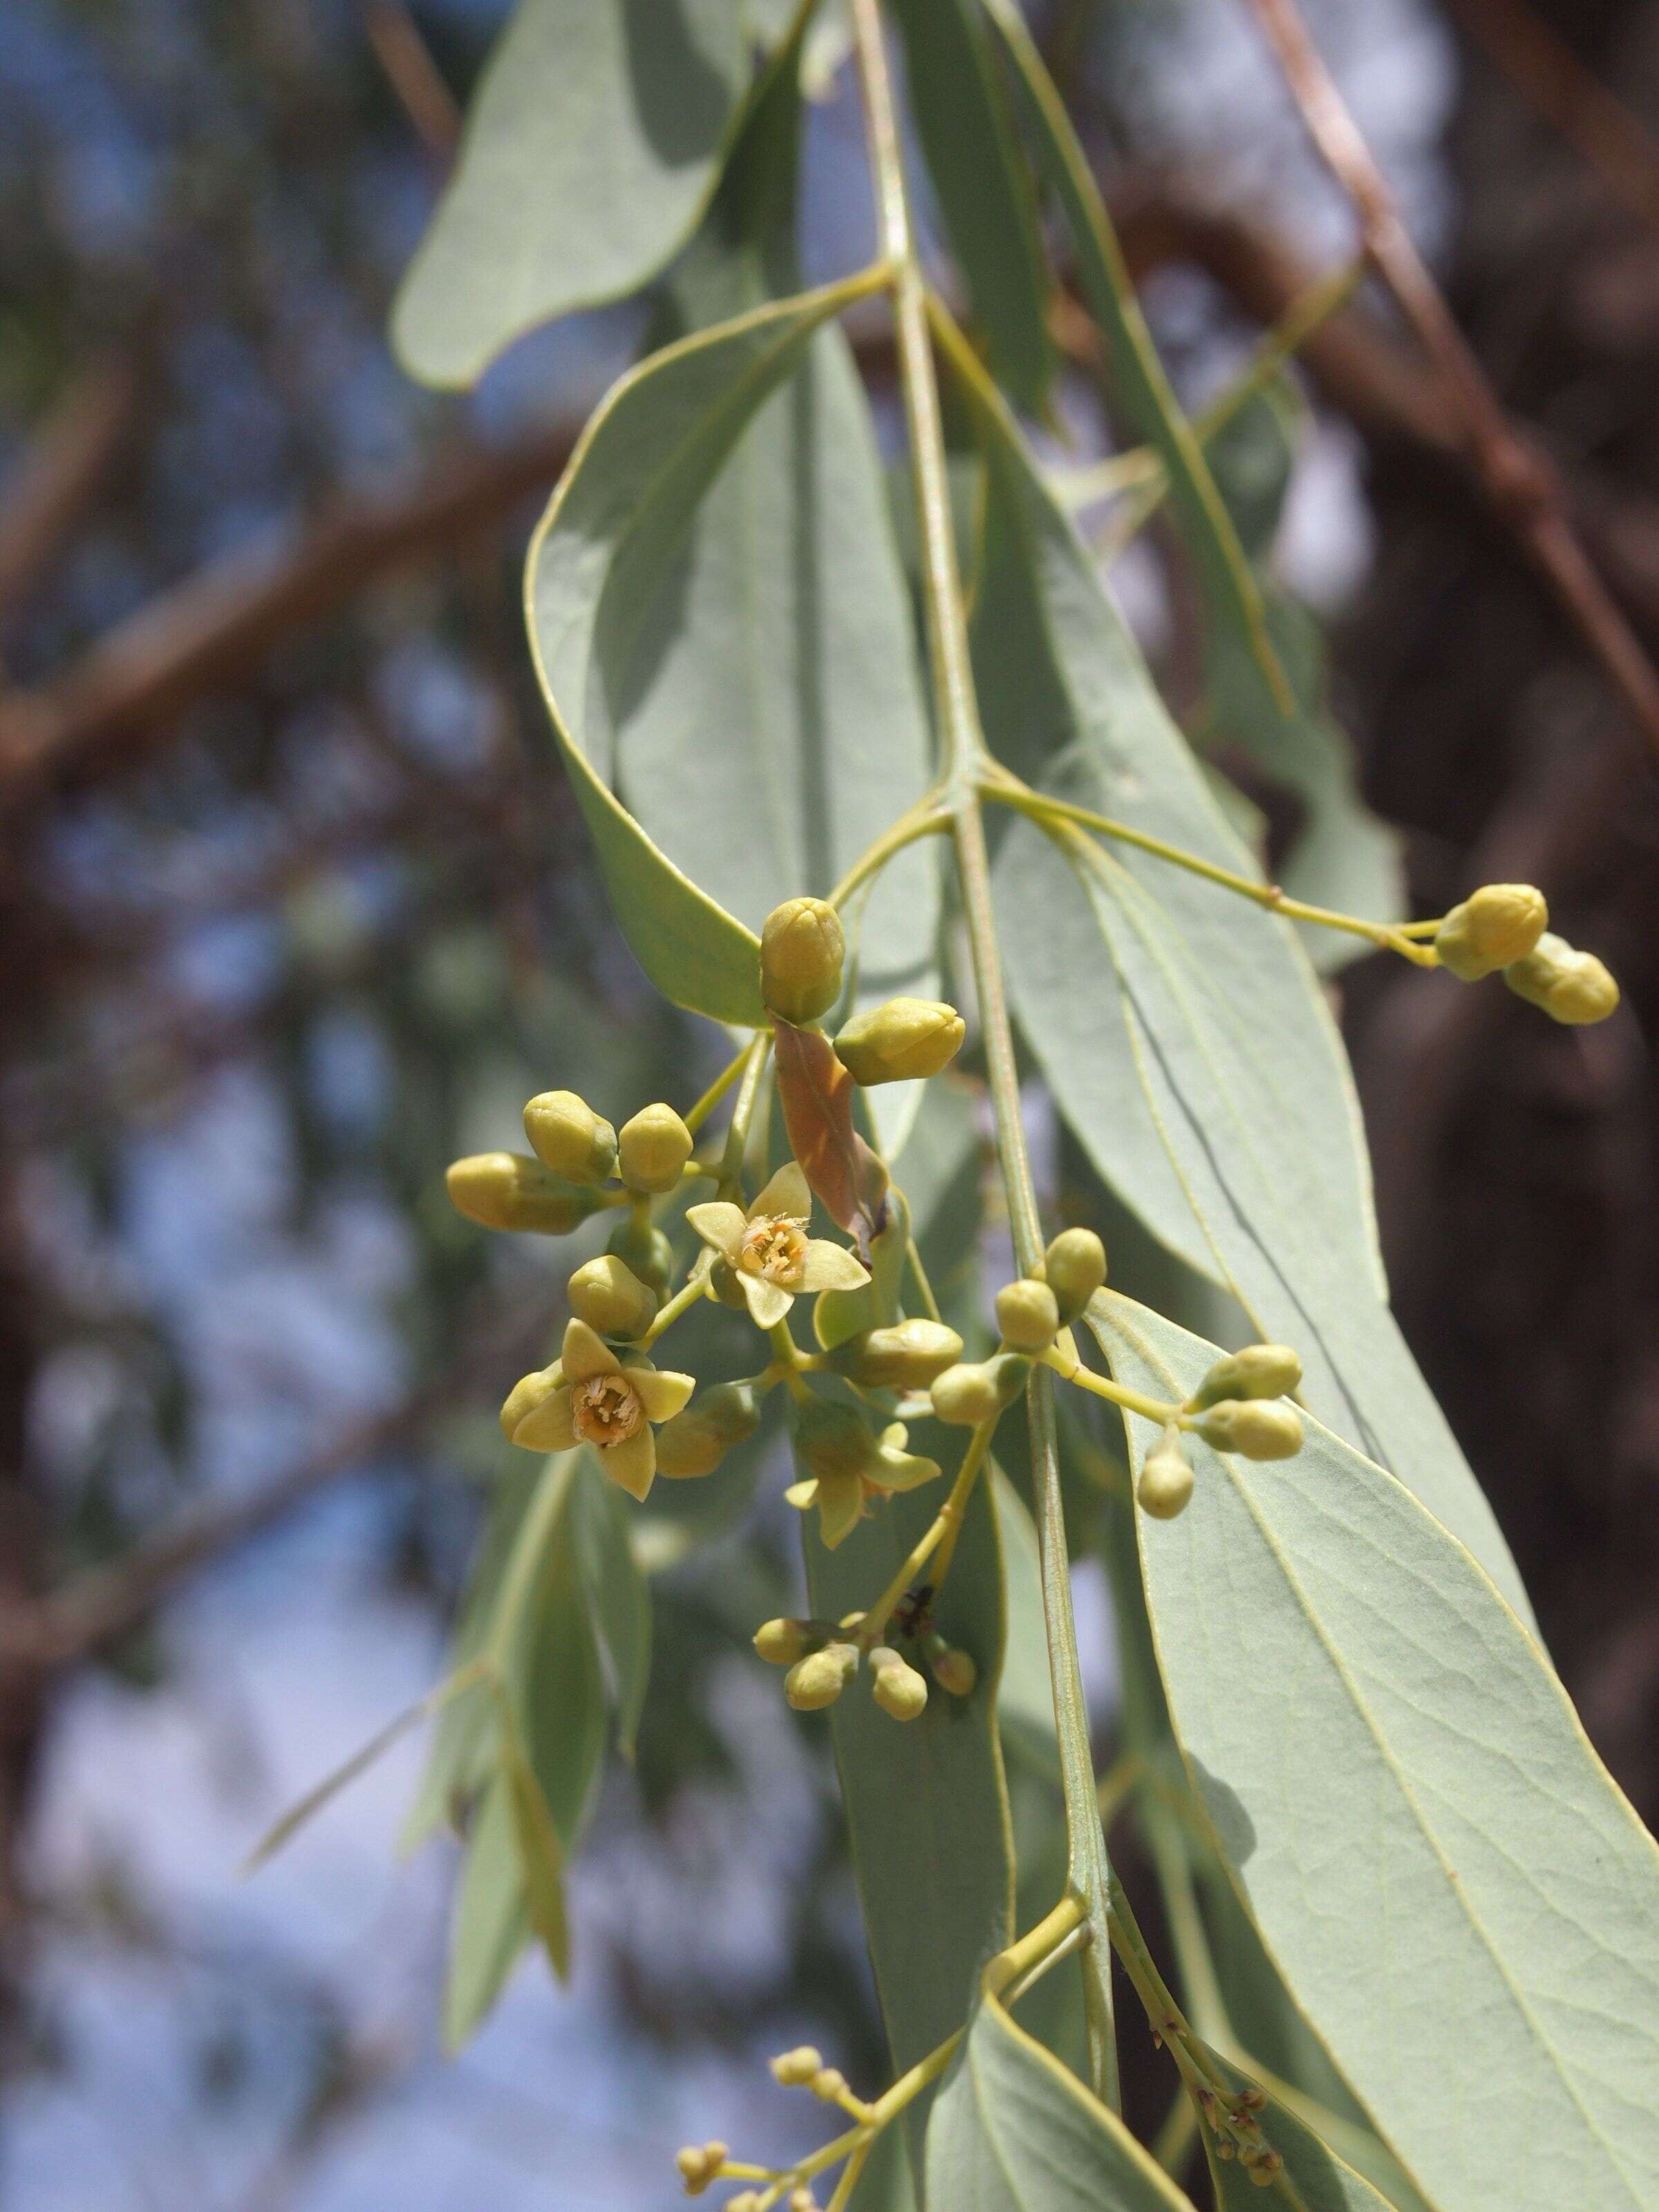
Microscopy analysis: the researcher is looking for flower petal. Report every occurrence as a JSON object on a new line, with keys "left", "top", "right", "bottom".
{"left": 512, "top": 1385, "right": 577, "bottom": 1453}
{"left": 740, "top": 1274, "right": 794, "bottom": 1330}
{"left": 562, "top": 1317, "right": 619, "bottom": 1382}
{"left": 628, "top": 1365, "right": 695, "bottom": 1423}
{"left": 601, "top": 1426, "right": 656, "bottom": 1501}
{"left": 816, "top": 1467, "right": 865, "bottom": 1549}
{"left": 796, "top": 1238, "right": 870, "bottom": 1292}
{"left": 785, "top": 1477, "right": 819, "bottom": 1510}
{"left": 751, "top": 1161, "right": 810, "bottom": 1224}
{"left": 872, "top": 1447, "right": 941, "bottom": 1493}
{"left": 685, "top": 1201, "right": 746, "bottom": 1260}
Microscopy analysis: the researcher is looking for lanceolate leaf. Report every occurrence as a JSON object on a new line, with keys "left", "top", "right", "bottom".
{"left": 774, "top": 1017, "right": 890, "bottom": 1251}
{"left": 1090, "top": 1289, "right": 1659, "bottom": 2212}
{"left": 926, "top": 1989, "right": 1196, "bottom": 2211}
{"left": 570, "top": 1459, "right": 652, "bottom": 1762}
{"left": 946, "top": 334, "right": 1532, "bottom": 1622}
{"left": 392, "top": 0, "right": 748, "bottom": 388}
{"left": 443, "top": 1771, "right": 530, "bottom": 2051}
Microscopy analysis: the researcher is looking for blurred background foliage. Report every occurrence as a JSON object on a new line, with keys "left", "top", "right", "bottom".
{"left": 0, "top": 0, "right": 1656, "bottom": 2204}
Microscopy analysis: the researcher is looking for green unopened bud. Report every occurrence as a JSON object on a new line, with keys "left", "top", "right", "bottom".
{"left": 1434, "top": 883, "right": 1548, "bottom": 981}
{"left": 1040, "top": 1227, "right": 1107, "bottom": 1324}
{"left": 522, "top": 1089, "right": 617, "bottom": 1184}
{"left": 834, "top": 997, "right": 965, "bottom": 1085}
{"left": 754, "top": 1617, "right": 817, "bottom": 1667}
{"left": 498, "top": 1361, "right": 563, "bottom": 1443}
{"left": 793, "top": 1398, "right": 876, "bottom": 1483}
{"left": 655, "top": 1381, "right": 760, "bottom": 1478}
{"left": 761, "top": 897, "right": 845, "bottom": 1024}
{"left": 769, "top": 2046, "right": 823, "bottom": 2086}
{"left": 1188, "top": 1343, "right": 1302, "bottom": 1409}
{"left": 827, "top": 1318, "right": 964, "bottom": 1391}
{"left": 1137, "top": 1423, "right": 1194, "bottom": 1519}
{"left": 566, "top": 1254, "right": 657, "bottom": 1340}
{"left": 929, "top": 1355, "right": 1029, "bottom": 1426}
{"left": 606, "top": 1217, "right": 674, "bottom": 1298}
{"left": 1195, "top": 1398, "right": 1304, "bottom": 1461}
{"left": 785, "top": 1641, "right": 858, "bottom": 1711}
{"left": 870, "top": 1647, "right": 928, "bottom": 1721}
{"left": 617, "top": 1103, "right": 693, "bottom": 1194}
{"left": 446, "top": 1152, "right": 593, "bottom": 1235}
{"left": 1503, "top": 932, "right": 1620, "bottom": 1025}
{"left": 995, "top": 1277, "right": 1060, "bottom": 1353}
{"left": 929, "top": 1643, "right": 977, "bottom": 1697}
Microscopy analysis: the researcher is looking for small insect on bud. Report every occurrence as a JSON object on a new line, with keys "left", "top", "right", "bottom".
{"left": 1195, "top": 1399, "right": 1304, "bottom": 1461}
{"left": 498, "top": 1362, "right": 563, "bottom": 1443}
{"left": 1137, "top": 1423, "right": 1194, "bottom": 1520}
{"left": 1040, "top": 1227, "right": 1107, "bottom": 1324}
{"left": 617, "top": 1103, "right": 693, "bottom": 1194}
{"left": 761, "top": 897, "right": 845, "bottom": 1025}
{"left": 655, "top": 1380, "right": 760, "bottom": 1479}
{"left": 1503, "top": 932, "right": 1621, "bottom": 1026}
{"left": 870, "top": 1647, "right": 929, "bottom": 1721}
{"left": 1187, "top": 1343, "right": 1302, "bottom": 1410}
{"left": 785, "top": 1642, "right": 858, "bottom": 1711}
{"left": 446, "top": 1153, "right": 593, "bottom": 1235}
{"left": 995, "top": 1277, "right": 1060, "bottom": 1353}
{"left": 930, "top": 1643, "right": 977, "bottom": 1697}
{"left": 1434, "top": 883, "right": 1548, "bottom": 981}
{"left": 566, "top": 1254, "right": 657, "bottom": 1340}
{"left": 523, "top": 1089, "right": 617, "bottom": 1185}
{"left": 827, "top": 1318, "right": 964, "bottom": 1391}
{"left": 833, "top": 997, "right": 966, "bottom": 1085}
{"left": 607, "top": 1217, "right": 675, "bottom": 1298}
{"left": 754, "top": 1617, "right": 816, "bottom": 1667}
{"left": 930, "top": 1354, "right": 1029, "bottom": 1427}
{"left": 769, "top": 2045, "right": 823, "bottom": 2086}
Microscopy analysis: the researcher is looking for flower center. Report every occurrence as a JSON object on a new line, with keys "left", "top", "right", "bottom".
{"left": 738, "top": 1215, "right": 808, "bottom": 1285}
{"left": 572, "top": 1371, "right": 644, "bottom": 1447}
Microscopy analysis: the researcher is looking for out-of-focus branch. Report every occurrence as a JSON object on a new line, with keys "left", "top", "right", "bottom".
{"left": 1239, "top": 0, "right": 1659, "bottom": 769}
{"left": 1444, "top": 0, "right": 1659, "bottom": 236}
{"left": 364, "top": 0, "right": 459, "bottom": 161}
{"left": 0, "top": 356, "right": 142, "bottom": 632}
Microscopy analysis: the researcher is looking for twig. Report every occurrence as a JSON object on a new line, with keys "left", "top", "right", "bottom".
{"left": 1240, "top": 0, "right": 1659, "bottom": 769}
{"left": 364, "top": 0, "right": 460, "bottom": 161}
{"left": 0, "top": 356, "right": 142, "bottom": 630}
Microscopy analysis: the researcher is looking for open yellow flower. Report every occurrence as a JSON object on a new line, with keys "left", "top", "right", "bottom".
{"left": 686, "top": 1162, "right": 868, "bottom": 1329}
{"left": 507, "top": 1318, "right": 693, "bottom": 1500}
{"left": 786, "top": 1414, "right": 941, "bottom": 1549}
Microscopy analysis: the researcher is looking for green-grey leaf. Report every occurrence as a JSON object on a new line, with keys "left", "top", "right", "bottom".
{"left": 1200, "top": 2047, "right": 1405, "bottom": 2212}
{"left": 953, "top": 346, "right": 1530, "bottom": 1621}
{"left": 926, "top": 1989, "right": 1196, "bottom": 2210}
{"left": 443, "top": 1770, "right": 530, "bottom": 2050}
{"left": 525, "top": 269, "right": 890, "bottom": 1026}
{"left": 891, "top": 0, "right": 1053, "bottom": 412}
{"left": 392, "top": 0, "right": 748, "bottom": 388}
{"left": 1092, "top": 1288, "right": 1659, "bottom": 2212}
{"left": 570, "top": 1456, "right": 653, "bottom": 1761}
{"left": 992, "top": 1468, "right": 1056, "bottom": 1779}
{"left": 804, "top": 1472, "right": 1015, "bottom": 2082}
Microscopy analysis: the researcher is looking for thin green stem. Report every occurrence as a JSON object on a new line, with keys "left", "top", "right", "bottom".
{"left": 637, "top": 1272, "right": 710, "bottom": 1349}
{"left": 682, "top": 1043, "right": 751, "bottom": 1137}
{"left": 856, "top": 1417, "right": 994, "bottom": 1648}
{"left": 827, "top": 801, "right": 950, "bottom": 909}
{"left": 847, "top": 0, "right": 1119, "bottom": 2106}
{"left": 1041, "top": 1343, "right": 1180, "bottom": 1426}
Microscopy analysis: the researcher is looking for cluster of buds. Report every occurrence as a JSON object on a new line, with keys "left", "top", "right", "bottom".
{"left": 1134, "top": 1343, "right": 1306, "bottom": 1521}
{"left": 448, "top": 1089, "right": 698, "bottom": 1244}
{"left": 1434, "top": 885, "right": 1619, "bottom": 1024}
{"left": 754, "top": 1611, "right": 975, "bottom": 1721}
{"left": 1197, "top": 2081, "right": 1281, "bottom": 2186}
{"left": 674, "top": 2140, "right": 730, "bottom": 2196}
{"left": 760, "top": 894, "right": 965, "bottom": 1083}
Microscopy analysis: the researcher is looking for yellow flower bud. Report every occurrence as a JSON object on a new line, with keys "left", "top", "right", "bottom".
{"left": 1137, "top": 1423, "right": 1194, "bottom": 1519}
{"left": 522, "top": 1089, "right": 617, "bottom": 1185}
{"left": 785, "top": 1642, "right": 857, "bottom": 1710}
{"left": 995, "top": 1277, "right": 1060, "bottom": 1353}
{"left": 929, "top": 1356, "right": 1029, "bottom": 1426}
{"left": 870, "top": 1647, "right": 928, "bottom": 1721}
{"left": 674, "top": 2140, "right": 728, "bottom": 2195}
{"left": 1040, "top": 1227, "right": 1107, "bottom": 1324}
{"left": 728, "top": 2195, "right": 764, "bottom": 2212}
{"left": 1195, "top": 1399, "right": 1304, "bottom": 1461}
{"left": 769, "top": 2045, "right": 823, "bottom": 2086}
{"left": 760, "top": 897, "right": 845, "bottom": 1024}
{"left": 1434, "top": 883, "right": 1548, "bottom": 981}
{"left": 606, "top": 1217, "right": 674, "bottom": 1297}
{"left": 827, "top": 1319, "right": 964, "bottom": 1391}
{"left": 1187, "top": 1343, "right": 1302, "bottom": 1410}
{"left": 617, "top": 1103, "right": 693, "bottom": 1194}
{"left": 1503, "top": 932, "right": 1620, "bottom": 1025}
{"left": 754, "top": 1617, "right": 816, "bottom": 1667}
{"left": 833, "top": 997, "right": 965, "bottom": 1085}
{"left": 445, "top": 1152, "right": 592, "bottom": 1235}
{"left": 810, "top": 2068, "right": 850, "bottom": 2103}
{"left": 498, "top": 1361, "right": 563, "bottom": 1443}
{"left": 930, "top": 1644, "right": 977, "bottom": 1697}
{"left": 566, "top": 1254, "right": 657, "bottom": 1340}
{"left": 655, "top": 1382, "right": 760, "bottom": 1478}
